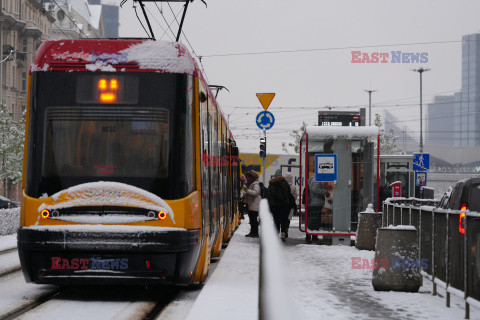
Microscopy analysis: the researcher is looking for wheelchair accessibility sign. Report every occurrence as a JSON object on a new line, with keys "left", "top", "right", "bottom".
{"left": 415, "top": 171, "right": 427, "bottom": 186}
{"left": 315, "top": 154, "right": 337, "bottom": 182}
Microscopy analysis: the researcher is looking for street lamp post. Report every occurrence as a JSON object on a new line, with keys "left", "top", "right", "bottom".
{"left": 412, "top": 68, "right": 430, "bottom": 153}
{"left": 364, "top": 90, "right": 376, "bottom": 126}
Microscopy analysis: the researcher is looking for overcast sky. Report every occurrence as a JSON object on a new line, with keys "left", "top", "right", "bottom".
{"left": 118, "top": 0, "right": 480, "bottom": 154}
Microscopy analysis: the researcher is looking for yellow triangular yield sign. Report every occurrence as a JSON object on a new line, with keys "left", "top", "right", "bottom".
{"left": 256, "top": 93, "right": 275, "bottom": 110}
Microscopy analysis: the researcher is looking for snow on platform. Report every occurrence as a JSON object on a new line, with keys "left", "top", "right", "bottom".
{"left": 183, "top": 220, "right": 259, "bottom": 320}
{"left": 180, "top": 217, "right": 480, "bottom": 320}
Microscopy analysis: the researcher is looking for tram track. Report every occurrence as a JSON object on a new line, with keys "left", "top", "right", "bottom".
{"left": 0, "top": 283, "right": 183, "bottom": 320}
{"left": 0, "top": 247, "right": 17, "bottom": 255}
{"left": 0, "top": 248, "right": 21, "bottom": 279}
{"left": 1, "top": 286, "right": 65, "bottom": 320}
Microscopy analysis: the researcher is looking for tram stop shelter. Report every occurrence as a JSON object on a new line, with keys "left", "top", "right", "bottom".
{"left": 299, "top": 126, "right": 380, "bottom": 245}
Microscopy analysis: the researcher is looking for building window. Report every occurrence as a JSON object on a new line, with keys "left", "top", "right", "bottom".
{"left": 22, "top": 72, "right": 26, "bottom": 91}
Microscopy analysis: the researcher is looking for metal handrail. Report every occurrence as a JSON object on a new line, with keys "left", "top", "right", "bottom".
{"left": 258, "top": 199, "right": 296, "bottom": 320}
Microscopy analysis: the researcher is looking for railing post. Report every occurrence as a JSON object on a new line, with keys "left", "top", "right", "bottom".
{"left": 464, "top": 213, "right": 470, "bottom": 319}
{"left": 409, "top": 206, "right": 412, "bottom": 225}
{"left": 446, "top": 211, "right": 450, "bottom": 308}
{"left": 400, "top": 206, "right": 403, "bottom": 225}
{"left": 432, "top": 209, "right": 436, "bottom": 296}
{"left": 418, "top": 207, "right": 422, "bottom": 267}
{"left": 393, "top": 205, "right": 396, "bottom": 226}
{"left": 385, "top": 204, "right": 389, "bottom": 227}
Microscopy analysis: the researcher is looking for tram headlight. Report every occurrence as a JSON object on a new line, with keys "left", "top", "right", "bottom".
{"left": 158, "top": 211, "right": 167, "bottom": 220}
{"left": 40, "top": 209, "right": 50, "bottom": 219}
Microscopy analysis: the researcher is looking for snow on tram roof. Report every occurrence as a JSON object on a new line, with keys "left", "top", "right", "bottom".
{"left": 31, "top": 39, "right": 196, "bottom": 75}
{"left": 120, "top": 40, "right": 195, "bottom": 74}
{"left": 304, "top": 125, "right": 379, "bottom": 139}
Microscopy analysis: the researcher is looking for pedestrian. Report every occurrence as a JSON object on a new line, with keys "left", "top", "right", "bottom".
{"left": 242, "top": 170, "right": 261, "bottom": 237}
{"left": 283, "top": 172, "right": 298, "bottom": 238}
{"left": 304, "top": 176, "right": 330, "bottom": 244}
{"left": 267, "top": 170, "right": 296, "bottom": 242}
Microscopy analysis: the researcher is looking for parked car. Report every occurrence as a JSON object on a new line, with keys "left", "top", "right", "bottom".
{"left": 0, "top": 195, "right": 20, "bottom": 209}
{"left": 437, "top": 178, "right": 480, "bottom": 212}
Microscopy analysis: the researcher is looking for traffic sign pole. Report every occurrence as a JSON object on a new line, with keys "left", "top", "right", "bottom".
{"left": 256, "top": 93, "right": 275, "bottom": 185}
{"left": 262, "top": 129, "right": 266, "bottom": 185}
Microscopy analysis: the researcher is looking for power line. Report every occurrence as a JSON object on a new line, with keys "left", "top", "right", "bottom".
{"left": 154, "top": 2, "right": 176, "bottom": 39}
{"left": 51, "top": 0, "right": 89, "bottom": 38}
{"left": 163, "top": 2, "right": 212, "bottom": 84}
{"left": 51, "top": 21, "right": 71, "bottom": 39}
{"left": 166, "top": 3, "right": 198, "bottom": 57}
{"left": 144, "top": 4, "right": 174, "bottom": 41}
{"left": 222, "top": 95, "right": 480, "bottom": 114}
{"left": 157, "top": 5, "right": 183, "bottom": 40}
{"left": 200, "top": 40, "right": 463, "bottom": 58}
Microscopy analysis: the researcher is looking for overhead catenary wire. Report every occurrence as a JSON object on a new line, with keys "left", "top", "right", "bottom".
{"left": 50, "top": 0, "right": 89, "bottom": 38}
{"left": 144, "top": 4, "right": 175, "bottom": 41}
{"left": 166, "top": 3, "right": 198, "bottom": 57}
{"left": 163, "top": 2, "right": 212, "bottom": 84}
{"left": 155, "top": 3, "right": 184, "bottom": 40}
{"left": 200, "top": 39, "right": 467, "bottom": 58}
{"left": 154, "top": 2, "right": 176, "bottom": 39}
{"left": 51, "top": 21, "right": 72, "bottom": 39}
{"left": 222, "top": 94, "right": 480, "bottom": 115}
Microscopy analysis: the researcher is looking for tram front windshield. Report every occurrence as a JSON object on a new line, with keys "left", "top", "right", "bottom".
{"left": 26, "top": 72, "right": 194, "bottom": 200}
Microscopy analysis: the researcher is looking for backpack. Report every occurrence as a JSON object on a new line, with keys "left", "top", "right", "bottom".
{"left": 268, "top": 180, "right": 289, "bottom": 206}
{"left": 259, "top": 182, "right": 268, "bottom": 199}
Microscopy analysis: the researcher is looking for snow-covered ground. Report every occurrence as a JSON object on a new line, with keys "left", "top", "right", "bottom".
{"left": 180, "top": 216, "right": 480, "bottom": 320}
{"left": 1, "top": 214, "right": 478, "bottom": 319}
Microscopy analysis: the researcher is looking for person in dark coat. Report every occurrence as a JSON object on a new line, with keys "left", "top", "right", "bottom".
{"left": 267, "top": 171, "right": 296, "bottom": 242}
{"left": 305, "top": 176, "right": 330, "bottom": 244}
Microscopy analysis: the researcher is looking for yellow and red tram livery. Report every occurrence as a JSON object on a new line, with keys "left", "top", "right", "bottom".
{"left": 18, "top": 39, "right": 241, "bottom": 285}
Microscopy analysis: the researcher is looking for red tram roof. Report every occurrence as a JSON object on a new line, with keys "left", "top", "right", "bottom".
{"left": 32, "top": 39, "right": 198, "bottom": 75}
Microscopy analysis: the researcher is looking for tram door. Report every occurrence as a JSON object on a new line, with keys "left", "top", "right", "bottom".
{"left": 208, "top": 99, "right": 220, "bottom": 238}
{"left": 200, "top": 90, "right": 212, "bottom": 237}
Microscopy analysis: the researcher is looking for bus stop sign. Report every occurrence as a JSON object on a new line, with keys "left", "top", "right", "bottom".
{"left": 315, "top": 154, "right": 337, "bottom": 182}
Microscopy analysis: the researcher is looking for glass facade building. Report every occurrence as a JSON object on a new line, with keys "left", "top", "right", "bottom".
{"left": 427, "top": 33, "right": 480, "bottom": 147}
{"left": 457, "top": 33, "right": 480, "bottom": 146}
{"left": 426, "top": 95, "right": 456, "bottom": 146}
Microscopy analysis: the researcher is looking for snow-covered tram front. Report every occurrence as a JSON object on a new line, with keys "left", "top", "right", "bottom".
{"left": 17, "top": 39, "right": 214, "bottom": 285}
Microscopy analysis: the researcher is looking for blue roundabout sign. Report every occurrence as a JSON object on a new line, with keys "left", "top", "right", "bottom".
{"left": 256, "top": 111, "right": 275, "bottom": 130}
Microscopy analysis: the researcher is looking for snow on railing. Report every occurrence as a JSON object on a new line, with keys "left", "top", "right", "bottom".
{"left": 258, "top": 199, "right": 296, "bottom": 320}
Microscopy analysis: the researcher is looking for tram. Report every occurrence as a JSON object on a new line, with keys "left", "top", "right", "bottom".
{"left": 17, "top": 39, "right": 241, "bottom": 285}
